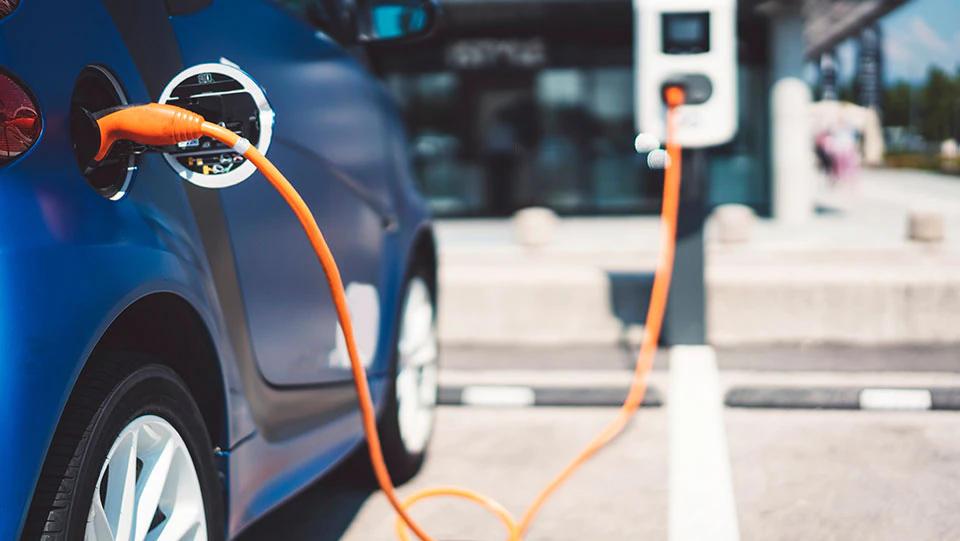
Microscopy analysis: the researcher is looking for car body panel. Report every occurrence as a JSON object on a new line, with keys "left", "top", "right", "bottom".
{"left": 0, "top": 158, "right": 245, "bottom": 539}
{"left": 0, "top": 0, "right": 435, "bottom": 538}
{"left": 0, "top": 1, "right": 236, "bottom": 534}
{"left": 171, "top": 1, "right": 398, "bottom": 388}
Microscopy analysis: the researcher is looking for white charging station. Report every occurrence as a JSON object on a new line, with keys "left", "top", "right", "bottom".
{"left": 634, "top": 0, "right": 738, "bottom": 149}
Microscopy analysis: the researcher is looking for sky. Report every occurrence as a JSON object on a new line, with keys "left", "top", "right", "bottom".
{"left": 871, "top": 0, "right": 959, "bottom": 83}
{"left": 830, "top": 0, "right": 960, "bottom": 84}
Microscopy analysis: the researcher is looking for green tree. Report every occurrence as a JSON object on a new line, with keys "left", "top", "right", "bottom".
{"left": 919, "top": 66, "right": 956, "bottom": 142}
{"left": 952, "top": 65, "right": 960, "bottom": 140}
{"left": 838, "top": 83, "right": 856, "bottom": 103}
{"left": 883, "top": 81, "right": 913, "bottom": 128}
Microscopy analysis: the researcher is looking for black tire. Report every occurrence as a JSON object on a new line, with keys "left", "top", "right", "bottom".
{"left": 378, "top": 271, "right": 438, "bottom": 483}
{"left": 21, "top": 353, "right": 225, "bottom": 541}
{"left": 338, "top": 265, "right": 438, "bottom": 486}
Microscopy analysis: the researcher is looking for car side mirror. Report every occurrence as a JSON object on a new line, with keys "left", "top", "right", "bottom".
{"left": 357, "top": 0, "right": 440, "bottom": 44}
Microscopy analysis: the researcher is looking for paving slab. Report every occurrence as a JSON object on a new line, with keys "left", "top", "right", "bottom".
{"left": 237, "top": 408, "right": 669, "bottom": 541}
{"left": 727, "top": 409, "right": 960, "bottom": 541}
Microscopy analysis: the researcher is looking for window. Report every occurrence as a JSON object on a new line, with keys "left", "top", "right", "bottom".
{"left": 392, "top": 66, "right": 662, "bottom": 217}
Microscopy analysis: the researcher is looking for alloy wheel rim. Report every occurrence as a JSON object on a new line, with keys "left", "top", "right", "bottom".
{"left": 86, "top": 415, "right": 208, "bottom": 541}
{"left": 395, "top": 277, "right": 439, "bottom": 455}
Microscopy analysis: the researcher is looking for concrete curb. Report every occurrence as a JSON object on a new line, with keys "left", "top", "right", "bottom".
{"left": 438, "top": 385, "right": 663, "bottom": 408}
{"left": 726, "top": 386, "right": 960, "bottom": 411}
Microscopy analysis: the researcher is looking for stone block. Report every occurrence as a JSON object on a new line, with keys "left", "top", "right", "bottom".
{"left": 513, "top": 207, "right": 559, "bottom": 248}
{"left": 712, "top": 204, "right": 756, "bottom": 244}
{"left": 908, "top": 211, "right": 944, "bottom": 243}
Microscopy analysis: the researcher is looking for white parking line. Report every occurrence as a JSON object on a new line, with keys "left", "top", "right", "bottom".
{"left": 460, "top": 386, "right": 536, "bottom": 407}
{"left": 440, "top": 369, "right": 643, "bottom": 388}
{"left": 859, "top": 388, "right": 933, "bottom": 411}
{"left": 669, "top": 346, "right": 740, "bottom": 541}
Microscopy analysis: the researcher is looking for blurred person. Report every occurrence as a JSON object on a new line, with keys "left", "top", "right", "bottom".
{"left": 815, "top": 130, "right": 835, "bottom": 183}
{"left": 562, "top": 106, "right": 601, "bottom": 208}
{"left": 831, "top": 123, "right": 861, "bottom": 187}
{"left": 502, "top": 96, "right": 541, "bottom": 208}
{"left": 482, "top": 110, "right": 520, "bottom": 216}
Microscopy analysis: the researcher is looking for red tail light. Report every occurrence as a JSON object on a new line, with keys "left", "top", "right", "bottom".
{"left": 0, "top": 0, "right": 20, "bottom": 19}
{"left": 0, "top": 69, "right": 41, "bottom": 165}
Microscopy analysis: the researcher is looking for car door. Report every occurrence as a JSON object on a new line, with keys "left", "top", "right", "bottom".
{"left": 170, "top": 0, "right": 397, "bottom": 387}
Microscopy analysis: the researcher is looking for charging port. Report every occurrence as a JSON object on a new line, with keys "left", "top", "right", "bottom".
{"left": 70, "top": 65, "right": 137, "bottom": 200}
{"left": 158, "top": 64, "right": 274, "bottom": 188}
{"left": 163, "top": 76, "right": 260, "bottom": 176}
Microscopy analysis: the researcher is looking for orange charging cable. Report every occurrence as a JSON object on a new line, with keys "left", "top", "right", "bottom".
{"left": 93, "top": 87, "right": 685, "bottom": 541}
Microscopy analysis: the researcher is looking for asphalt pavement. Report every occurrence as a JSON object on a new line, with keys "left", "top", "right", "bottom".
{"left": 441, "top": 344, "right": 960, "bottom": 373}
{"left": 238, "top": 345, "right": 960, "bottom": 541}
{"left": 238, "top": 408, "right": 669, "bottom": 541}
{"left": 728, "top": 409, "right": 960, "bottom": 541}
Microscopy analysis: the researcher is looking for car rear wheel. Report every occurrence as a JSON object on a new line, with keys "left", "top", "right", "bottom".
{"left": 390, "top": 274, "right": 440, "bottom": 463}
{"left": 21, "top": 355, "right": 225, "bottom": 541}
{"left": 340, "top": 269, "right": 439, "bottom": 485}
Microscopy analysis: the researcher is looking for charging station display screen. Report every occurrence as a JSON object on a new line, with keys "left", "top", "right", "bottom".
{"left": 662, "top": 12, "right": 710, "bottom": 55}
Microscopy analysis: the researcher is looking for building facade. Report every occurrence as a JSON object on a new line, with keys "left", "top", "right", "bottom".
{"left": 372, "top": 0, "right": 907, "bottom": 219}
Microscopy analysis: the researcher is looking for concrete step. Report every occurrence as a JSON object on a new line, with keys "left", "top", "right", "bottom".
{"left": 438, "top": 261, "right": 960, "bottom": 346}
{"left": 438, "top": 265, "right": 646, "bottom": 345}
{"left": 441, "top": 245, "right": 960, "bottom": 269}
{"left": 709, "top": 267, "right": 960, "bottom": 345}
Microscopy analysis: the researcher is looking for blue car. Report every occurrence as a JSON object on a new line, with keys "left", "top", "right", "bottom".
{"left": 0, "top": 0, "right": 441, "bottom": 539}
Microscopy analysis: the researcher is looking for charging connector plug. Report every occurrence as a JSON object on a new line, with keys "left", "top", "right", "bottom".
{"left": 664, "top": 86, "right": 686, "bottom": 108}
{"left": 74, "top": 103, "right": 208, "bottom": 173}
{"left": 91, "top": 103, "right": 205, "bottom": 161}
